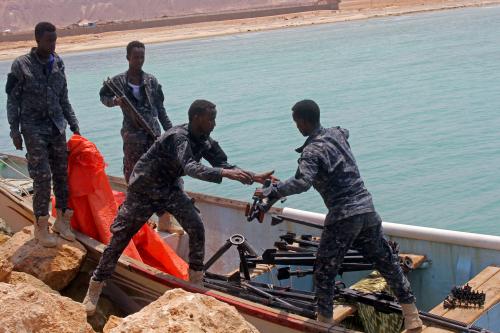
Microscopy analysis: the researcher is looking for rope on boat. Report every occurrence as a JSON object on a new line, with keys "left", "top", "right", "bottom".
{"left": 0, "top": 178, "right": 32, "bottom": 197}
{"left": 0, "top": 158, "right": 32, "bottom": 197}
{"left": 0, "top": 158, "right": 31, "bottom": 180}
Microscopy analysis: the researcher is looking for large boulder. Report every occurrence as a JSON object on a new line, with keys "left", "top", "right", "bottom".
{"left": 0, "top": 282, "right": 95, "bottom": 333}
{"left": 0, "top": 217, "right": 13, "bottom": 236}
{"left": 108, "top": 288, "right": 259, "bottom": 333}
{"left": 0, "top": 233, "right": 10, "bottom": 245}
{"left": 0, "top": 218, "right": 12, "bottom": 246}
{"left": 0, "top": 257, "right": 13, "bottom": 282}
{"left": 7, "top": 271, "right": 59, "bottom": 295}
{"left": 103, "top": 316, "right": 124, "bottom": 333}
{"left": 0, "top": 226, "right": 86, "bottom": 290}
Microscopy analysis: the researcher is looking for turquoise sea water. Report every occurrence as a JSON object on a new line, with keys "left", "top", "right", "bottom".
{"left": 1, "top": 6, "right": 499, "bottom": 235}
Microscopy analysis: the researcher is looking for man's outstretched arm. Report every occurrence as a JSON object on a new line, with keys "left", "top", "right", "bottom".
{"left": 272, "top": 150, "right": 319, "bottom": 198}
{"left": 202, "top": 138, "right": 273, "bottom": 184}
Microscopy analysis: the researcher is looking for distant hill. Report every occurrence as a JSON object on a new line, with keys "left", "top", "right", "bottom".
{"left": 0, "top": 0, "right": 326, "bottom": 32}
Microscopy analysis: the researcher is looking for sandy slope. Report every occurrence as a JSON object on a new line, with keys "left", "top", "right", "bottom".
{"left": 0, "top": 0, "right": 499, "bottom": 61}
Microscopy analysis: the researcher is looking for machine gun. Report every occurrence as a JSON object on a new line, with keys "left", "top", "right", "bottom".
{"left": 104, "top": 78, "right": 158, "bottom": 139}
{"left": 245, "top": 179, "right": 284, "bottom": 223}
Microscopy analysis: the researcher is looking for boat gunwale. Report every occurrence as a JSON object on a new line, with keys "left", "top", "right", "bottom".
{"left": 4, "top": 153, "right": 499, "bottom": 250}
{"left": 281, "top": 208, "right": 500, "bottom": 251}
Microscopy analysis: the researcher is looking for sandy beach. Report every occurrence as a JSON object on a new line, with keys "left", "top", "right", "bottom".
{"left": 0, "top": 0, "right": 499, "bottom": 61}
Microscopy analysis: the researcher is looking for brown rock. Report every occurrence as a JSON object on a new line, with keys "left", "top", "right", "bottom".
{"left": 0, "top": 233, "right": 10, "bottom": 245}
{"left": 0, "top": 282, "right": 95, "bottom": 333}
{"left": 0, "top": 226, "right": 87, "bottom": 290}
{"left": 0, "top": 257, "right": 13, "bottom": 282}
{"left": 7, "top": 271, "right": 59, "bottom": 295}
{"left": 103, "top": 316, "right": 124, "bottom": 333}
{"left": 0, "top": 217, "right": 13, "bottom": 236}
{"left": 108, "top": 288, "right": 259, "bottom": 333}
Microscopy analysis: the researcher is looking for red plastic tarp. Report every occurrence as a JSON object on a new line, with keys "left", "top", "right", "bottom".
{"left": 57, "top": 135, "right": 188, "bottom": 280}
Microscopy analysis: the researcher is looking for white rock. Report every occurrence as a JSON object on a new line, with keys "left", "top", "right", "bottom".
{"left": 0, "top": 282, "right": 95, "bottom": 333}
{"left": 108, "top": 288, "right": 260, "bottom": 333}
{"left": 0, "top": 226, "right": 86, "bottom": 290}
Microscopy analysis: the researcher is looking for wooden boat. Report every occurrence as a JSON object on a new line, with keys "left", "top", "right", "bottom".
{"left": 1, "top": 153, "right": 499, "bottom": 333}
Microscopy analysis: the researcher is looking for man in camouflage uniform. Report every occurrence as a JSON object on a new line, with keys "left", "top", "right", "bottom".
{"left": 261, "top": 100, "right": 422, "bottom": 331}
{"left": 6, "top": 22, "right": 80, "bottom": 247}
{"left": 99, "top": 41, "right": 182, "bottom": 234}
{"left": 99, "top": 40, "right": 172, "bottom": 183}
{"left": 83, "top": 99, "right": 273, "bottom": 315}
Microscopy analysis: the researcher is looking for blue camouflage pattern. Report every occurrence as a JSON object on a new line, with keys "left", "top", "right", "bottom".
{"left": 315, "top": 212, "right": 415, "bottom": 317}
{"left": 268, "top": 125, "right": 415, "bottom": 318}
{"left": 99, "top": 71, "right": 172, "bottom": 182}
{"left": 6, "top": 48, "right": 78, "bottom": 217}
{"left": 128, "top": 123, "right": 235, "bottom": 197}
{"left": 7, "top": 48, "right": 79, "bottom": 136}
{"left": 272, "top": 126, "right": 375, "bottom": 222}
{"left": 93, "top": 186, "right": 204, "bottom": 281}
{"left": 92, "top": 123, "right": 238, "bottom": 280}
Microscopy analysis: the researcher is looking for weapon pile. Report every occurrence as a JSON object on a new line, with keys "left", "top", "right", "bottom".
{"left": 202, "top": 230, "right": 492, "bottom": 332}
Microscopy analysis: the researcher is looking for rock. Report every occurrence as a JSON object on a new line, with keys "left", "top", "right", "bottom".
{"left": 0, "top": 226, "right": 87, "bottom": 290}
{"left": 103, "top": 316, "right": 124, "bottom": 333}
{"left": 0, "top": 282, "right": 95, "bottom": 333}
{"left": 61, "top": 271, "right": 126, "bottom": 332}
{"left": 0, "top": 233, "right": 10, "bottom": 245}
{"left": 0, "top": 217, "right": 13, "bottom": 236}
{"left": 0, "top": 257, "right": 13, "bottom": 282}
{"left": 7, "top": 271, "right": 59, "bottom": 295}
{"left": 108, "top": 288, "right": 259, "bottom": 333}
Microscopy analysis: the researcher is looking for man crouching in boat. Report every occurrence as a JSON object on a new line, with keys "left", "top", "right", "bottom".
{"left": 258, "top": 100, "right": 423, "bottom": 331}
{"left": 5, "top": 22, "right": 80, "bottom": 247}
{"left": 83, "top": 99, "right": 273, "bottom": 315}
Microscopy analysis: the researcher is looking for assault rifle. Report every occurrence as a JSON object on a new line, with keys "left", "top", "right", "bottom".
{"left": 245, "top": 179, "right": 284, "bottom": 223}
{"left": 104, "top": 78, "right": 158, "bottom": 139}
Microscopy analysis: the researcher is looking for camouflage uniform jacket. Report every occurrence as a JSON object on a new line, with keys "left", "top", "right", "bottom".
{"left": 6, "top": 48, "right": 79, "bottom": 135}
{"left": 99, "top": 71, "right": 172, "bottom": 140}
{"left": 272, "top": 126, "right": 375, "bottom": 222}
{"left": 128, "top": 123, "right": 235, "bottom": 197}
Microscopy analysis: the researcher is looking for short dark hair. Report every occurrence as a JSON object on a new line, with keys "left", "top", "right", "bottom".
{"left": 292, "top": 99, "right": 320, "bottom": 125}
{"left": 188, "top": 100, "right": 216, "bottom": 121}
{"left": 34, "top": 22, "right": 56, "bottom": 40}
{"left": 126, "top": 41, "right": 145, "bottom": 57}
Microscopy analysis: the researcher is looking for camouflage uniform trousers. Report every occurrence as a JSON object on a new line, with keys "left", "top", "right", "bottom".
{"left": 92, "top": 186, "right": 205, "bottom": 282}
{"left": 122, "top": 137, "right": 154, "bottom": 183}
{"left": 314, "top": 212, "right": 415, "bottom": 317}
{"left": 24, "top": 128, "right": 68, "bottom": 218}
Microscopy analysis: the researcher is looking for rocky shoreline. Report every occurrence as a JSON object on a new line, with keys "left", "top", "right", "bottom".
{"left": 0, "top": 218, "right": 258, "bottom": 333}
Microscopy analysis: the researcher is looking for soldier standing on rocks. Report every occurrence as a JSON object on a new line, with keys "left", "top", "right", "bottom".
{"left": 258, "top": 100, "right": 423, "bottom": 332}
{"left": 5, "top": 22, "right": 80, "bottom": 247}
{"left": 83, "top": 99, "right": 274, "bottom": 315}
{"left": 98, "top": 40, "right": 184, "bottom": 235}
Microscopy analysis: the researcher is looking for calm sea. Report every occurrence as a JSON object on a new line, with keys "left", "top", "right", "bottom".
{"left": 1, "top": 6, "right": 499, "bottom": 235}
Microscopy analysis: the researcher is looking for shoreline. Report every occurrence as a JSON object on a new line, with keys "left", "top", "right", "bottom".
{"left": 0, "top": 0, "right": 499, "bottom": 61}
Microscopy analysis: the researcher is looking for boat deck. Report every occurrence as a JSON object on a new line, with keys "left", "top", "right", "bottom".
{"left": 404, "top": 266, "right": 500, "bottom": 332}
